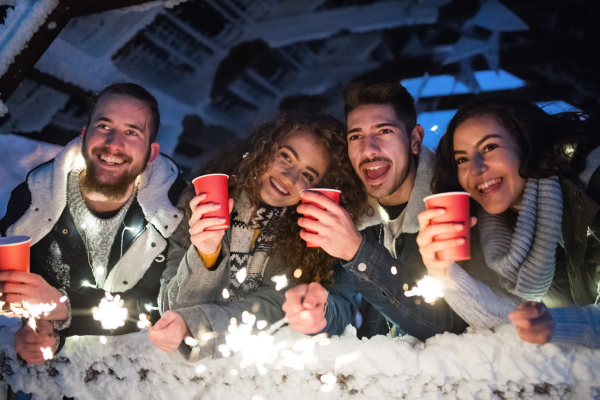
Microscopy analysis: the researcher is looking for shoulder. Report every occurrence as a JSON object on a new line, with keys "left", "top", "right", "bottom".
{"left": 0, "top": 181, "right": 32, "bottom": 236}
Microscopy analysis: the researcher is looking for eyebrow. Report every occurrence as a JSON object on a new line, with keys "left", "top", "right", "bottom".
{"left": 347, "top": 122, "right": 401, "bottom": 135}
{"left": 453, "top": 134, "right": 502, "bottom": 155}
{"left": 283, "top": 144, "right": 320, "bottom": 178}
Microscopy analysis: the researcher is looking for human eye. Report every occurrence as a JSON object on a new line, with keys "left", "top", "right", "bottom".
{"left": 280, "top": 151, "right": 291, "bottom": 162}
{"left": 455, "top": 156, "right": 468, "bottom": 165}
{"left": 483, "top": 143, "right": 498, "bottom": 153}
{"left": 125, "top": 130, "right": 139, "bottom": 136}
{"left": 347, "top": 133, "right": 361, "bottom": 141}
{"left": 302, "top": 172, "right": 314, "bottom": 183}
{"left": 380, "top": 128, "right": 393, "bottom": 134}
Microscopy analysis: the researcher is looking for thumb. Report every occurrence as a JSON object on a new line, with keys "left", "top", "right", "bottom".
{"left": 470, "top": 216, "right": 477, "bottom": 228}
{"left": 153, "top": 312, "right": 175, "bottom": 330}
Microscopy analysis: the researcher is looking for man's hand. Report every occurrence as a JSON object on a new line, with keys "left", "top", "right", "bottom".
{"left": 282, "top": 283, "right": 328, "bottom": 334}
{"left": 509, "top": 302, "right": 554, "bottom": 345}
{"left": 14, "top": 319, "right": 55, "bottom": 364}
{"left": 189, "top": 194, "right": 234, "bottom": 255}
{"left": 297, "top": 191, "right": 363, "bottom": 261}
{"left": 148, "top": 310, "right": 193, "bottom": 353}
{"left": 0, "top": 271, "right": 68, "bottom": 320}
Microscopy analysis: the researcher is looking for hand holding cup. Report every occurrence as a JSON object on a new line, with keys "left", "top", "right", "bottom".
{"left": 188, "top": 194, "right": 234, "bottom": 255}
{"left": 417, "top": 193, "right": 475, "bottom": 279}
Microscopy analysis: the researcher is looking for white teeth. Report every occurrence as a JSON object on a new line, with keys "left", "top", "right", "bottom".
{"left": 477, "top": 178, "right": 501, "bottom": 191}
{"left": 100, "top": 154, "right": 124, "bottom": 164}
{"left": 270, "top": 177, "right": 289, "bottom": 194}
{"left": 366, "top": 165, "right": 384, "bottom": 171}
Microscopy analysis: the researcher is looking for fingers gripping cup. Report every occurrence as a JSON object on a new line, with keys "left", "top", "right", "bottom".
{"left": 0, "top": 236, "right": 31, "bottom": 275}
{"left": 423, "top": 192, "right": 471, "bottom": 261}
{"left": 301, "top": 188, "right": 341, "bottom": 248}
{"left": 192, "top": 174, "right": 230, "bottom": 231}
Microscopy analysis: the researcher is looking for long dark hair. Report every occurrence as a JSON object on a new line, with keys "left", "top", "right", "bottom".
{"left": 205, "top": 112, "right": 371, "bottom": 285}
{"left": 432, "top": 95, "right": 600, "bottom": 194}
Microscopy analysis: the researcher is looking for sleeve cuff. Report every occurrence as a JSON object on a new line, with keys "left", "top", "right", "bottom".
{"left": 52, "top": 289, "right": 72, "bottom": 331}
{"left": 549, "top": 307, "right": 586, "bottom": 345}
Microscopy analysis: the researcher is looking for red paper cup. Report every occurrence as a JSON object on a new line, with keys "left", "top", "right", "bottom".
{"left": 423, "top": 192, "right": 471, "bottom": 261}
{"left": 0, "top": 236, "right": 31, "bottom": 276}
{"left": 301, "top": 188, "right": 341, "bottom": 247}
{"left": 192, "top": 173, "right": 230, "bottom": 231}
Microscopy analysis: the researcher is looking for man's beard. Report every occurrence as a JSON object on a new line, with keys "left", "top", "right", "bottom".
{"left": 80, "top": 142, "right": 150, "bottom": 201}
{"left": 362, "top": 147, "right": 415, "bottom": 200}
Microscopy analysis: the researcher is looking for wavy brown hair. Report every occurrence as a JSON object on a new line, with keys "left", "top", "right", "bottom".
{"left": 205, "top": 112, "right": 371, "bottom": 285}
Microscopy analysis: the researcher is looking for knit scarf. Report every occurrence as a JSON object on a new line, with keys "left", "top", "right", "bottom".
{"left": 477, "top": 177, "right": 563, "bottom": 301}
{"left": 228, "top": 203, "right": 287, "bottom": 301}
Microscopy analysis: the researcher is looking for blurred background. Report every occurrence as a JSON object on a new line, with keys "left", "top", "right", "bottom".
{"left": 1, "top": 0, "right": 598, "bottom": 213}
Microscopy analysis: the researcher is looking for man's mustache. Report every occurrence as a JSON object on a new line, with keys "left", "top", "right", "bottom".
{"left": 358, "top": 156, "right": 392, "bottom": 169}
{"left": 91, "top": 147, "right": 133, "bottom": 164}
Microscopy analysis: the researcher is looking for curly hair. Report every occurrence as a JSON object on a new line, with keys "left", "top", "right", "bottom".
{"left": 432, "top": 95, "right": 600, "bottom": 195}
{"left": 205, "top": 112, "right": 371, "bottom": 285}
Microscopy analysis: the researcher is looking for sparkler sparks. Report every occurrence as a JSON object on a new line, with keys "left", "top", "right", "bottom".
{"left": 222, "top": 288, "right": 230, "bottom": 299}
{"left": 137, "top": 313, "right": 151, "bottom": 329}
{"left": 8, "top": 300, "right": 57, "bottom": 331}
{"left": 271, "top": 275, "right": 288, "bottom": 291}
{"left": 92, "top": 292, "right": 127, "bottom": 330}
{"left": 404, "top": 276, "right": 445, "bottom": 303}
{"left": 41, "top": 347, "right": 53, "bottom": 360}
{"left": 236, "top": 268, "right": 247, "bottom": 283}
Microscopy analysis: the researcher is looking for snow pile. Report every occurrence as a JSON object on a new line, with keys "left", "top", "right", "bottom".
{"left": 0, "top": 0, "right": 59, "bottom": 77}
{"left": 1, "top": 315, "right": 599, "bottom": 400}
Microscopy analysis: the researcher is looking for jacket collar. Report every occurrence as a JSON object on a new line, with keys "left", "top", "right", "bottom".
{"left": 358, "top": 146, "right": 434, "bottom": 234}
{"left": 7, "top": 137, "right": 182, "bottom": 244}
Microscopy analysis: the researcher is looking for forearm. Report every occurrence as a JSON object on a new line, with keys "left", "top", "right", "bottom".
{"left": 343, "top": 234, "right": 468, "bottom": 340}
{"left": 322, "top": 266, "right": 359, "bottom": 336}
{"left": 443, "top": 263, "right": 520, "bottom": 330}
{"left": 550, "top": 305, "right": 600, "bottom": 348}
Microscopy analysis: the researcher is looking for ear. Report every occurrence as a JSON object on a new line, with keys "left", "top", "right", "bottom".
{"left": 410, "top": 124, "right": 424, "bottom": 155}
{"left": 81, "top": 126, "right": 86, "bottom": 139}
{"left": 147, "top": 142, "right": 160, "bottom": 165}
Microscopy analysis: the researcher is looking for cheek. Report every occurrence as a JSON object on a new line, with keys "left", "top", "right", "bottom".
{"left": 456, "top": 167, "right": 470, "bottom": 190}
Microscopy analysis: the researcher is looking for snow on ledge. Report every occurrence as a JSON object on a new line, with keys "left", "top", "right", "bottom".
{"left": 1, "top": 317, "right": 599, "bottom": 399}
{"left": 0, "top": 0, "right": 59, "bottom": 77}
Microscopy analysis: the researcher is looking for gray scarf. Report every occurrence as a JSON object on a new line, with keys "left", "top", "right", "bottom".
{"left": 477, "top": 177, "right": 563, "bottom": 301}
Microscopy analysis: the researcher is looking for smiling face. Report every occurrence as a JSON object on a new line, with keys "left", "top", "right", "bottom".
{"left": 453, "top": 115, "right": 527, "bottom": 214}
{"left": 258, "top": 130, "right": 329, "bottom": 207}
{"left": 346, "top": 104, "right": 423, "bottom": 206}
{"left": 81, "top": 93, "right": 160, "bottom": 200}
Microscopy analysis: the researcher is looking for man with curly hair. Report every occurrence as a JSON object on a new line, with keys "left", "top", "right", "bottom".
{"left": 282, "top": 82, "right": 471, "bottom": 340}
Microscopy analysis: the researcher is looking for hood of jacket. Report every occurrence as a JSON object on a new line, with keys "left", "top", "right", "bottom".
{"left": 7, "top": 137, "right": 183, "bottom": 245}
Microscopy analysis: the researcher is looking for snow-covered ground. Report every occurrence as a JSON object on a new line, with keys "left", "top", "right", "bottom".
{"left": 1, "top": 315, "right": 599, "bottom": 400}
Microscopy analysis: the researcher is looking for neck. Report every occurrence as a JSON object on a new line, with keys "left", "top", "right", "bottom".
{"left": 83, "top": 184, "right": 135, "bottom": 214}
{"left": 377, "top": 165, "right": 417, "bottom": 207}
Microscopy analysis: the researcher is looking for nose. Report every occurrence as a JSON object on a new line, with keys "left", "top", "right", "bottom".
{"left": 470, "top": 152, "right": 487, "bottom": 176}
{"left": 280, "top": 165, "right": 299, "bottom": 188}
{"left": 104, "top": 130, "right": 125, "bottom": 150}
{"left": 361, "top": 134, "right": 381, "bottom": 159}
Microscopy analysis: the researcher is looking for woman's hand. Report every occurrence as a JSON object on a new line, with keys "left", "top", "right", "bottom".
{"left": 509, "top": 302, "right": 554, "bottom": 345}
{"left": 148, "top": 310, "right": 193, "bottom": 353}
{"left": 416, "top": 208, "right": 476, "bottom": 279}
{"left": 189, "top": 194, "right": 234, "bottom": 255}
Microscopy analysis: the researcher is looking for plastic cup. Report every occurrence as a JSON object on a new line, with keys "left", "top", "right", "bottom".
{"left": 423, "top": 192, "right": 471, "bottom": 261}
{"left": 0, "top": 236, "right": 31, "bottom": 275}
{"left": 192, "top": 173, "right": 230, "bottom": 231}
{"left": 301, "top": 188, "right": 341, "bottom": 247}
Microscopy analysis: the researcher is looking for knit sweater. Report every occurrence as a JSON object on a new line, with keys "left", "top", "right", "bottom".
{"left": 159, "top": 189, "right": 289, "bottom": 361}
{"left": 549, "top": 304, "right": 600, "bottom": 348}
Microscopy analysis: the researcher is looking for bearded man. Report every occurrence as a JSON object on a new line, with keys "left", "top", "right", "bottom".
{"left": 0, "top": 83, "right": 186, "bottom": 363}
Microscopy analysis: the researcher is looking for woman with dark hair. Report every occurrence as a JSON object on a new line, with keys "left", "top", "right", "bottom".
{"left": 417, "top": 96, "right": 600, "bottom": 348}
{"left": 148, "top": 112, "right": 369, "bottom": 359}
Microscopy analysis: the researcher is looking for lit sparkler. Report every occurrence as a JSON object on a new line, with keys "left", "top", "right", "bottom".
{"left": 9, "top": 300, "right": 57, "bottom": 331}
{"left": 92, "top": 292, "right": 127, "bottom": 330}
{"left": 271, "top": 275, "right": 288, "bottom": 291}
{"left": 404, "top": 276, "right": 445, "bottom": 303}
{"left": 41, "top": 347, "right": 53, "bottom": 360}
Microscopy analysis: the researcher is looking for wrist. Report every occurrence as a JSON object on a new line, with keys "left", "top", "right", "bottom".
{"left": 428, "top": 269, "right": 448, "bottom": 279}
{"left": 343, "top": 232, "right": 363, "bottom": 261}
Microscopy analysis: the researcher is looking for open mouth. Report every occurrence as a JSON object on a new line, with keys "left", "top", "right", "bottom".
{"left": 269, "top": 176, "right": 289, "bottom": 195}
{"left": 99, "top": 154, "right": 126, "bottom": 166}
{"left": 477, "top": 177, "right": 502, "bottom": 194}
{"left": 363, "top": 163, "right": 390, "bottom": 183}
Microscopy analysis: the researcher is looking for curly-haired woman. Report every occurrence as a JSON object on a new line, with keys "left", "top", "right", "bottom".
{"left": 417, "top": 96, "right": 600, "bottom": 348}
{"left": 148, "top": 112, "right": 369, "bottom": 359}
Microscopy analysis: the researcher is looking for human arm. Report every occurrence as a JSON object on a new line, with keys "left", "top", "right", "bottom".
{"left": 14, "top": 319, "right": 56, "bottom": 364}
{"left": 510, "top": 302, "right": 600, "bottom": 348}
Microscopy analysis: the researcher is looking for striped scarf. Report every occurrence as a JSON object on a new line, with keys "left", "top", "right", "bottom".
{"left": 228, "top": 204, "right": 286, "bottom": 301}
{"left": 477, "top": 177, "right": 563, "bottom": 301}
